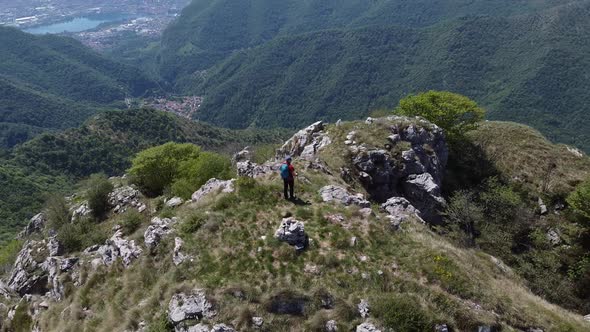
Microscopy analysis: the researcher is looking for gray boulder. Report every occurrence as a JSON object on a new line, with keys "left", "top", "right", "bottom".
{"left": 232, "top": 146, "right": 252, "bottom": 164}
{"left": 319, "top": 186, "right": 370, "bottom": 208}
{"left": 584, "top": 314, "right": 590, "bottom": 321}
{"left": 47, "top": 236, "right": 62, "bottom": 257}
{"left": 546, "top": 229, "right": 561, "bottom": 246}
{"left": 356, "top": 323, "right": 381, "bottom": 332}
{"left": 166, "top": 197, "right": 184, "bottom": 208}
{"left": 168, "top": 289, "right": 216, "bottom": 325}
{"left": 144, "top": 217, "right": 178, "bottom": 251}
{"left": 435, "top": 324, "right": 450, "bottom": 332}
{"left": 210, "top": 324, "right": 236, "bottom": 332}
{"left": 325, "top": 320, "right": 338, "bottom": 332}
{"left": 191, "top": 178, "right": 235, "bottom": 202}
{"left": 71, "top": 202, "right": 91, "bottom": 220}
{"left": 274, "top": 218, "right": 309, "bottom": 252}
{"left": 252, "top": 317, "right": 264, "bottom": 328}
{"left": 186, "top": 324, "right": 210, "bottom": 332}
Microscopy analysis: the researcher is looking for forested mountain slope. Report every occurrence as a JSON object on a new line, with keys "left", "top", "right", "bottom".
{"left": 0, "top": 27, "right": 160, "bottom": 147}
{"left": 0, "top": 108, "right": 282, "bottom": 245}
{"left": 155, "top": 0, "right": 590, "bottom": 152}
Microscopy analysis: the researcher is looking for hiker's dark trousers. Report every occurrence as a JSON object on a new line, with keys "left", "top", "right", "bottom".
{"left": 284, "top": 179, "right": 294, "bottom": 199}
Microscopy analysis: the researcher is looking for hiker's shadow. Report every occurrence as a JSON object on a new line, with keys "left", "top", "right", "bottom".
{"left": 290, "top": 197, "right": 311, "bottom": 206}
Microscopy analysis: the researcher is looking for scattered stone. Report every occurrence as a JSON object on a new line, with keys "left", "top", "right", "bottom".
{"left": 358, "top": 208, "right": 373, "bottom": 219}
{"left": 98, "top": 230, "right": 143, "bottom": 267}
{"left": 538, "top": 198, "right": 548, "bottom": 215}
{"left": 567, "top": 146, "right": 584, "bottom": 158}
{"left": 319, "top": 186, "right": 370, "bottom": 208}
{"left": 365, "top": 117, "right": 375, "bottom": 124}
{"left": 166, "top": 197, "right": 184, "bottom": 208}
{"left": 109, "top": 186, "right": 142, "bottom": 214}
{"left": 350, "top": 237, "right": 358, "bottom": 247}
{"left": 252, "top": 316, "right": 264, "bottom": 328}
{"left": 435, "top": 324, "right": 450, "bottom": 332}
{"left": 168, "top": 289, "right": 216, "bottom": 325}
{"left": 546, "top": 229, "right": 561, "bottom": 246}
{"left": 173, "top": 237, "right": 191, "bottom": 266}
{"left": 325, "top": 320, "right": 338, "bottom": 332}
{"left": 144, "top": 217, "right": 178, "bottom": 251}
{"left": 304, "top": 263, "right": 320, "bottom": 275}
{"left": 358, "top": 299, "right": 370, "bottom": 318}
{"left": 527, "top": 328, "right": 544, "bottom": 332}
{"left": 71, "top": 202, "right": 91, "bottom": 220}
{"left": 191, "top": 178, "right": 236, "bottom": 202}
{"left": 584, "top": 314, "right": 590, "bottom": 321}
{"left": 210, "top": 324, "right": 236, "bottom": 332}
{"left": 356, "top": 322, "right": 381, "bottom": 332}
{"left": 187, "top": 323, "right": 210, "bottom": 332}
{"left": 274, "top": 217, "right": 309, "bottom": 252}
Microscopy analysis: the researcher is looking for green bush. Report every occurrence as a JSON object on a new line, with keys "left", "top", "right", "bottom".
{"left": 567, "top": 178, "right": 590, "bottom": 220}
{"left": 445, "top": 190, "right": 484, "bottom": 247}
{"left": 128, "top": 142, "right": 202, "bottom": 196}
{"left": 0, "top": 239, "right": 22, "bottom": 275}
{"left": 58, "top": 218, "right": 108, "bottom": 253}
{"left": 179, "top": 212, "right": 208, "bottom": 234}
{"left": 45, "top": 194, "right": 71, "bottom": 230}
{"left": 372, "top": 294, "right": 433, "bottom": 331}
{"left": 129, "top": 143, "right": 232, "bottom": 198}
{"left": 9, "top": 302, "right": 32, "bottom": 332}
{"left": 86, "top": 173, "right": 114, "bottom": 218}
{"left": 120, "top": 210, "right": 145, "bottom": 235}
{"left": 395, "top": 90, "right": 485, "bottom": 141}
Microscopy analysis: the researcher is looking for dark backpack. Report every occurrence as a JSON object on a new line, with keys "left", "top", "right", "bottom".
{"left": 280, "top": 164, "right": 290, "bottom": 179}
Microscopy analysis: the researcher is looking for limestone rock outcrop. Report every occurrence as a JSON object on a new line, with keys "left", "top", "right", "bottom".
{"left": 319, "top": 186, "right": 370, "bottom": 208}
{"left": 168, "top": 289, "right": 216, "bottom": 326}
{"left": 144, "top": 217, "right": 178, "bottom": 251}
{"left": 191, "top": 178, "right": 235, "bottom": 202}
{"left": 274, "top": 218, "right": 308, "bottom": 252}
{"left": 276, "top": 121, "right": 329, "bottom": 160}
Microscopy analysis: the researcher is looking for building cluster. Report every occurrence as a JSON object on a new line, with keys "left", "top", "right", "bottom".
{"left": 144, "top": 96, "right": 204, "bottom": 119}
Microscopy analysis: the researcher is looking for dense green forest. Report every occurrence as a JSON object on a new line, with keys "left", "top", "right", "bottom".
{"left": 150, "top": 0, "right": 590, "bottom": 152}
{"left": 0, "top": 27, "right": 161, "bottom": 147}
{"left": 0, "top": 108, "right": 282, "bottom": 245}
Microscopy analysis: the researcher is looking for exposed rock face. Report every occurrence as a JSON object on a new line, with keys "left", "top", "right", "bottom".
{"left": 186, "top": 324, "right": 210, "bottom": 332}
{"left": 232, "top": 146, "right": 252, "bottom": 164}
{"left": 96, "top": 230, "right": 143, "bottom": 267}
{"left": 402, "top": 173, "right": 445, "bottom": 224}
{"left": 168, "top": 289, "right": 216, "bottom": 325}
{"left": 356, "top": 322, "right": 381, "bottom": 332}
{"left": 47, "top": 236, "right": 62, "bottom": 257}
{"left": 191, "top": 178, "right": 235, "bottom": 202}
{"left": 274, "top": 218, "right": 308, "bottom": 251}
{"left": 166, "top": 197, "right": 184, "bottom": 208}
{"left": 319, "top": 186, "right": 370, "bottom": 208}
{"left": 348, "top": 117, "right": 448, "bottom": 224}
{"left": 22, "top": 213, "right": 46, "bottom": 236}
{"left": 210, "top": 324, "right": 236, "bottom": 332}
{"left": 236, "top": 160, "right": 277, "bottom": 178}
{"left": 109, "top": 186, "right": 145, "bottom": 214}
{"left": 276, "top": 121, "right": 327, "bottom": 160}
{"left": 7, "top": 241, "right": 48, "bottom": 296}
{"left": 381, "top": 197, "right": 424, "bottom": 228}
{"left": 144, "top": 217, "right": 178, "bottom": 252}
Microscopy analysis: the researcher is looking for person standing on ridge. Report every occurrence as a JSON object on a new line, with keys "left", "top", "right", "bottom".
{"left": 280, "top": 156, "right": 296, "bottom": 200}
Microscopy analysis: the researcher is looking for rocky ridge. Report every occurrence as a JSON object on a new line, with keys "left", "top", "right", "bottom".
{"left": 1, "top": 117, "right": 588, "bottom": 332}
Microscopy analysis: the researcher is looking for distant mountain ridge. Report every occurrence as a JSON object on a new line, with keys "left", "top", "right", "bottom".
{"left": 0, "top": 27, "right": 160, "bottom": 147}
{"left": 155, "top": 0, "right": 590, "bottom": 152}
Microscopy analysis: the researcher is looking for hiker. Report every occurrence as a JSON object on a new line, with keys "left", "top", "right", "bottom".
{"left": 280, "top": 156, "right": 297, "bottom": 200}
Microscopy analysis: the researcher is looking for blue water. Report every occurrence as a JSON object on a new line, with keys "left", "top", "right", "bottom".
{"left": 24, "top": 15, "right": 126, "bottom": 34}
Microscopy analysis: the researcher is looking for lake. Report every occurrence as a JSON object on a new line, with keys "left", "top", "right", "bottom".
{"left": 24, "top": 15, "right": 128, "bottom": 34}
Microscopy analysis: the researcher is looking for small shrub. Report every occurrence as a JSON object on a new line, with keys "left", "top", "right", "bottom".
{"left": 45, "top": 194, "right": 71, "bottom": 230}
{"left": 58, "top": 218, "right": 108, "bottom": 253}
{"left": 86, "top": 173, "right": 114, "bottom": 218}
{"left": 567, "top": 178, "right": 590, "bottom": 220}
{"left": 0, "top": 239, "right": 22, "bottom": 275}
{"left": 179, "top": 212, "right": 208, "bottom": 234}
{"left": 9, "top": 302, "right": 32, "bottom": 332}
{"left": 372, "top": 294, "right": 433, "bottom": 331}
{"left": 120, "top": 210, "right": 145, "bottom": 235}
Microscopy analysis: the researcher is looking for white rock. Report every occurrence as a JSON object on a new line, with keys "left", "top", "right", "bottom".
{"left": 356, "top": 322, "right": 381, "bottom": 332}
{"left": 166, "top": 197, "right": 184, "bottom": 208}
{"left": 191, "top": 179, "right": 235, "bottom": 202}
{"left": 168, "top": 289, "right": 216, "bottom": 325}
